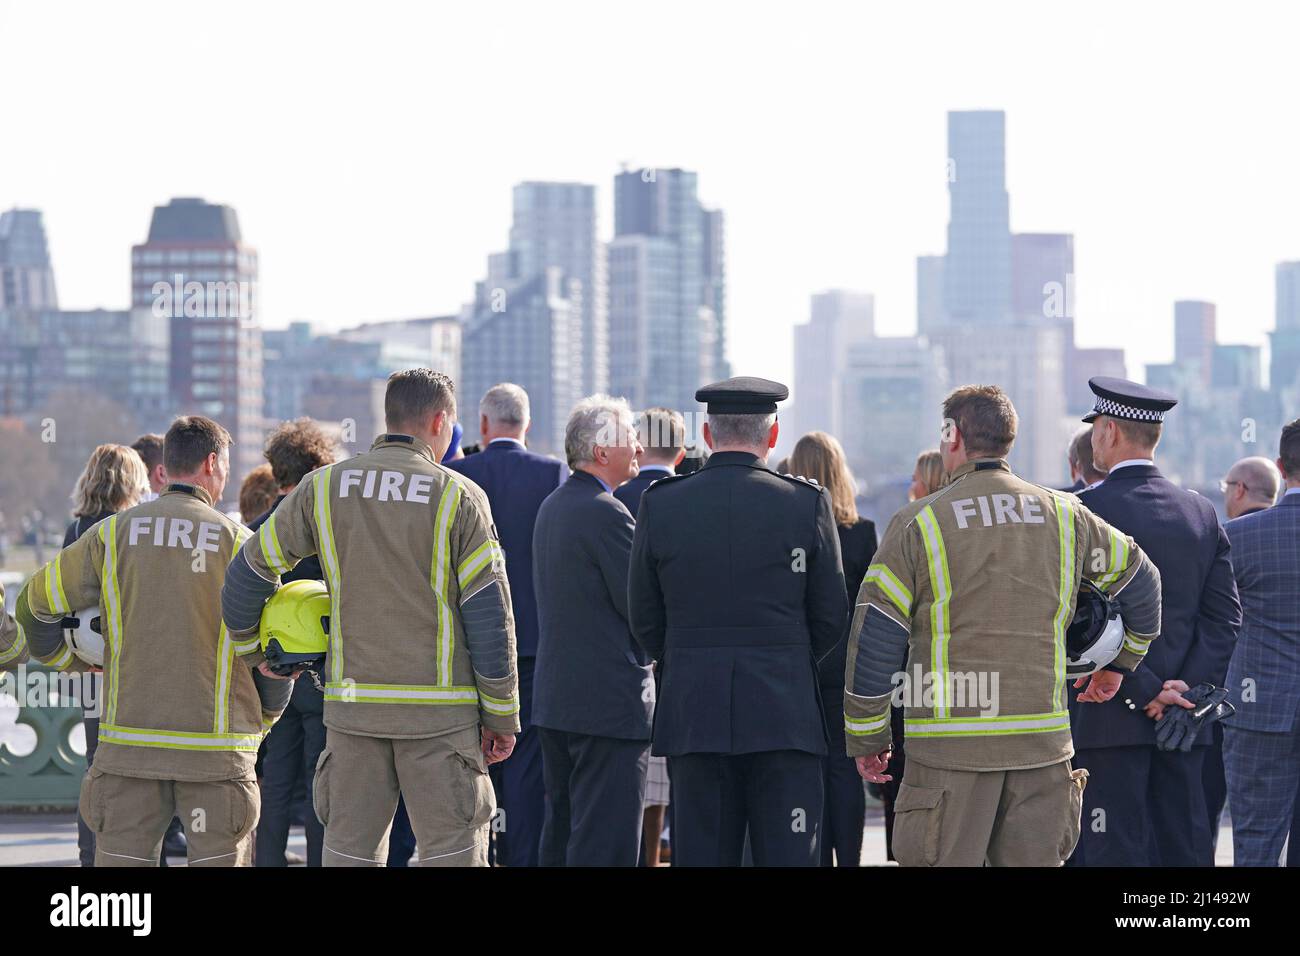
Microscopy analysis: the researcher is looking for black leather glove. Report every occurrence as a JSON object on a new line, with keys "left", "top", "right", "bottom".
{"left": 1154, "top": 683, "right": 1234, "bottom": 753}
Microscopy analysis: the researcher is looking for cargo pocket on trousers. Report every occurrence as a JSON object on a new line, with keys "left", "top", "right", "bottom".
{"left": 1059, "top": 765, "right": 1089, "bottom": 861}
{"left": 79, "top": 767, "right": 106, "bottom": 835}
{"left": 229, "top": 778, "right": 260, "bottom": 843}
{"left": 891, "top": 784, "right": 946, "bottom": 867}
{"left": 451, "top": 738, "right": 494, "bottom": 830}
{"left": 312, "top": 749, "right": 333, "bottom": 827}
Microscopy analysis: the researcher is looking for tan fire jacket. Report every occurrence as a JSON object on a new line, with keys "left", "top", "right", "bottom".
{"left": 18, "top": 484, "right": 278, "bottom": 782}
{"left": 232, "top": 434, "right": 521, "bottom": 739}
{"left": 0, "top": 581, "right": 27, "bottom": 669}
{"left": 844, "top": 457, "right": 1162, "bottom": 772}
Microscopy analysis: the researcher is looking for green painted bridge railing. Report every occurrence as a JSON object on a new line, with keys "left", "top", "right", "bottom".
{"left": 0, "top": 663, "right": 88, "bottom": 809}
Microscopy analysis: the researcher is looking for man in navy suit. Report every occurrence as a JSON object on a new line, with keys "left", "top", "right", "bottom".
{"left": 447, "top": 383, "right": 566, "bottom": 867}
{"left": 532, "top": 396, "right": 653, "bottom": 865}
{"left": 1223, "top": 422, "right": 1300, "bottom": 866}
{"left": 1070, "top": 377, "right": 1242, "bottom": 866}
{"left": 615, "top": 407, "right": 686, "bottom": 519}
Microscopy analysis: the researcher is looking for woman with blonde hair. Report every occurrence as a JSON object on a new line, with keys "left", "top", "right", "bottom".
{"left": 64, "top": 443, "right": 149, "bottom": 867}
{"left": 910, "top": 449, "right": 945, "bottom": 501}
{"left": 68, "top": 444, "right": 150, "bottom": 537}
{"left": 788, "top": 431, "right": 877, "bottom": 867}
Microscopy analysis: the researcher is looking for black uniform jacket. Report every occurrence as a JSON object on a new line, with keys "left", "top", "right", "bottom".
{"left": 628, "top": 451, "right": 848, "bottom": 757}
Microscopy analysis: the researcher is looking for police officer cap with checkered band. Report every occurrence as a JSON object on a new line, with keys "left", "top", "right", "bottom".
{"left": 1082, "top": 376, "right": 1178, "bottom": 424}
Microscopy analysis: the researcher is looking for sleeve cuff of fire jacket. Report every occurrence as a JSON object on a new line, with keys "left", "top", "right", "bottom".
{"left": 476, "top": 673, "right": 521, "bottom": 734}
{"left": 844, "top": 690, "right": 894, "bottom": 757}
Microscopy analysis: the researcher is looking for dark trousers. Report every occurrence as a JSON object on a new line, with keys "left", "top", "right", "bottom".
{"left": 387, "top": 797, "right": 417, "bottom": 867}
{"left": 256, "top": 679, "right": 326, "bottom": 867}
{"left": 1071, "top": 745, "right": 1211, "bottom": 866}
{"left": 1203, "top": 723, "right": 1227, "bottom": 854}
{"left": 488, "top": 657, "right": 545, "bottom": 867}
{"left": 820, "top": 697, "right": 864, "bottom": 866}
{"left": 670, "top": 750, "right": 823, "bottom": 867}
{"left": 537, "top": 727, "right": 648, "bottom": 866}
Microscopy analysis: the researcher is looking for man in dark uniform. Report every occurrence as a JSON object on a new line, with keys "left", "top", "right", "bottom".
{"left": 1070, "top": 376, "right": 1241, "bottom": 866}
{"left": 628, "top": 377, "right": 848, "bottom": 866}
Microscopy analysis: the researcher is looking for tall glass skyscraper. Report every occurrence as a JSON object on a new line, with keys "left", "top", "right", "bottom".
{"left": 610, "top": 167, "right": 725, "bottom": 416}
{"left": 944, "top": 111, "right": 1012, "bottom": 326}
{"left": 0, "top": 209, "right": 58, "bottom": 311}
{"left": 510, "top": 182, "right": 607, "bottom": 395}
{"left": 1272, "top": 261, "right": 1300, "bottom": 391}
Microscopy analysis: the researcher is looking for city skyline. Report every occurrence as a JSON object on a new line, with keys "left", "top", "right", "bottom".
{"left": 4, "top": 0, "right": 1299, "bottom": 400}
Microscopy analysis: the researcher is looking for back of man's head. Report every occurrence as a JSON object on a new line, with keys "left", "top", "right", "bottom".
{"left": 942, "top": 385, "right": 1018, "bottom": 458}
{"left": 385, "top": 368, "right": 456, "bottom": 434}
{"left": 707, "top": 412, "right": 775, "bottom": 452}
{"left": 638, "top": 407, "right": 686, "bottom": 465}
{"left": 480, "top": 383, "right": 530, "bottom": 433}
{"left": 164, "top": 416, "right": 231, "bottom": 477}
{"left": 131, "top": 433, "right": 165, "bottom": 474}
{"left": 1280, "top": 419, "right": 1300, "bottom": 482}
{"left": 1070, "top": 426, "right": 1104, "bottom": 484}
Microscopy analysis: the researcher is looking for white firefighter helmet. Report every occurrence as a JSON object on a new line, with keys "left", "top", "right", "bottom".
{"left": 63, "top": 609, "right": 105, "bottom": 667}
{"left": 1065, "top": 580, "right": 1125, "bottom": 676}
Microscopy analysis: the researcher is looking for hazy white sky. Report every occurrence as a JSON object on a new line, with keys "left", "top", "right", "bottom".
{"left": 3, "top": 0, "right": 1298, "bottom": 392}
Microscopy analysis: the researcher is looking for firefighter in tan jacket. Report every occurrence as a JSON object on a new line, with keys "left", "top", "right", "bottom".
{"left": 223, "top": 369, "right": 520, "bottom": 867}
{"left": 845, "top": 385, "right": 1163, "bottom": 866}
{"left": 15, "top": 416, "right": 291, "bottom": 866}
{"left": 0, "top": 580, "right": 27, "bottom": 669}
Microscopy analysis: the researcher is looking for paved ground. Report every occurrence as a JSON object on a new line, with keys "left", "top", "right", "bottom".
{"left": 0, "top": 806, "right": 1236, "bottom": 866}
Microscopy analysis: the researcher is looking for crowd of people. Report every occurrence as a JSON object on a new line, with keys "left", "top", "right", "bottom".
{"left": 1, "top": 366, "right": 1298, "bottom": 867}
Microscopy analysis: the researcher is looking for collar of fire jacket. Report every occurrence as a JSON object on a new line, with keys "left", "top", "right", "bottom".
{"left": 947, "top": 457, "right": 1010, "bottom": 482}
{"left": 370, "top": 433, "right": 437, "bottom": 463}
{"left": 162, "top": 482, "right": 214, "bottom": 507}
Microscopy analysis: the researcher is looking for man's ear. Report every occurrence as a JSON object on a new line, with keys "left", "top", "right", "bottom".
{"left": 479, "top": 414, "right": 490, "bottom": 440}
{"left": 702, "top": 421, "right": 714, "bottom": 450}
{"left": 768, "top": 420, "right": 779, "bottom": 450}
{"left": 1278, "top": 457, "right": 1290, "bottom": 483}
{"left": 673, "top": 447, "right": 686, "bottom": 468}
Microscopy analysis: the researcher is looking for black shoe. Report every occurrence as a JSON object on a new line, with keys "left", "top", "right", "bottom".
{"left": 163, "top": 832, "right": 189, "bottom": 857}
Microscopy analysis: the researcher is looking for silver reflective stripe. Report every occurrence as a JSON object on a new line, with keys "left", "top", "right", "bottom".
{"left": 99, "top": 725, "right": 261, "bottom": 749}
{"left": 323, "top": 685, "right": 479, "bottom": 702}
{"left": 904, "top": 712, "right": 1071, "bottom": 736}
{"left": 845, "top": 713, "right": 889, "bottom": 735}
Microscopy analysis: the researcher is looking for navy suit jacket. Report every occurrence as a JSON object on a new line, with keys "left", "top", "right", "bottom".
{"left": 1072, "top": 464, "right": 1241, "bottom": 748}
{"left": 447, "top": 440, "right": 565, "bottom": 659}
{"left": 1224, "top": 494, "right": 1300, "bottom": 733}
{"left": 532, "top": 470, "right": 654, "bottom": 740}
{"left": 613, "top": 466, "right": 673, "bottom": 519}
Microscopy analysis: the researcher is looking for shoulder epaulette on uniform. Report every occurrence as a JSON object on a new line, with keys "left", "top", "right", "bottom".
{"left": 643, "top": 472, "right": 693, "bottom": 493}
{"left": 775, "top": 472, "right": 822, "bottom": 492}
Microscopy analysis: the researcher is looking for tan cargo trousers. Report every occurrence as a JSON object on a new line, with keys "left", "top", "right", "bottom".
{"left": 891, "top": 758, "right": 1088, "bottom": 867}
{"left": 78, "top": 767, "right": 259, "bottom": 866}
{"left": 314, "top": 724, "right": 494, "bottom": 867}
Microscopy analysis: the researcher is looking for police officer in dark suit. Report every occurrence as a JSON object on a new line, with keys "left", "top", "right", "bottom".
{"left": 1070, "top": 377, "right": 1242, "bottom": 866}
{"left": 448, "top": 384, "right": 566, "bottom": 867}
{"left": 532, "top": 396, "right": 653, "bottom": 866}
{"left": 628, "top": 377, "right": 848, "bottom": 866}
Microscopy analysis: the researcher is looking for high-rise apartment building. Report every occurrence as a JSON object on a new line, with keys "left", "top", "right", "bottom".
{"left": 131, "top": 197, "right": 262, "bottom": 489}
